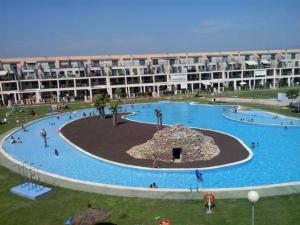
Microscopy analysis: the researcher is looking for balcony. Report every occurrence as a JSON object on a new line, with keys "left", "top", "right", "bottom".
{"left": 187, "top": 74, "right": 199, "bottom": 81}
{"left": 0, "top": 70, "right": 13, "bottom": 81}
{"left": 127, "top": 77, "right": 140, "bottom": 85}
{"left": 91, "top": 78, "right": 106, "bottom": 87}
{"left": 2, "top": 82, "right": 18, "bottom": 91}
{"left": 245, "top": 61, "right": 259, "bottom": 70}
{"left": 90, "top": 70, "right": 102, "bottom": 77}
{"left": 243, "top": 71, "right": 254, "bottom": 78}
{"left": 110, "top": 77, "right": 125, "bottom": 85}
{"left": 281, "top": 69, "right": 293, "bottom": 76}
{"left": 228, "top": 71, "right": 242, "bottom": 79}
{"left": 154, "top": 75, "right": 167, "bottom": 83}
{"left": 141, "top": 76, "right": 154, "bottom": 84}
{"left": 40, "top": 80, "right": 58, "bottom": 89}
{"left": 112, "top": 69, "right": 125, "bottom": 76}
{"left": 20, "top": 81, "right": 39, "bottom": 90}
{"left": 59, "top": 80, "right": 75, "bottom": 88}
{"left": 260, "top": 60, "right": 271, "bottom": 69}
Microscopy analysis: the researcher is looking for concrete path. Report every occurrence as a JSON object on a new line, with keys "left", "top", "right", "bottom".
{"left": 214, "top": 97, "right": 289, "bottom": 106}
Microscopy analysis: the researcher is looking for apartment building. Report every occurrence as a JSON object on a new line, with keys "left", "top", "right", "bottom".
{"left": 0, "top": 49, "right": 300, "bottom": 104}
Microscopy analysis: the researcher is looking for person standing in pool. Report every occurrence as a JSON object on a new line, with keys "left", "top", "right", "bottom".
{"left": 152, "top": 154, "right": 159, "bottom": 168}
{"left": 10, "top": 136, "right": 16, "bottom": 144}
{"left": 54, "top": 149, "right": 59, "bottom": 157}
{"left": 21, "top": 121, "right": 27, "bottom": 132}
{"left": 196, "top": 170, "right": 203, "bottom": 182}
{"left": 40, "top": 128, "right": 48, "bottom": 147}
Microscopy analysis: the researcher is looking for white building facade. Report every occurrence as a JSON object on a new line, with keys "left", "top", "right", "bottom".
{"left": 0, "top": 49, "right": 300, "bottom": 104}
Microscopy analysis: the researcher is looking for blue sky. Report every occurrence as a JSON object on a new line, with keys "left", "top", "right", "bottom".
{"left": 0, "top": 0, "right": 299, "bottom": 57}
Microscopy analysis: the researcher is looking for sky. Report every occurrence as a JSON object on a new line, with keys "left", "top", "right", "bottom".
{"left": 0, "top": 0, "right": 300, "bottom": 57}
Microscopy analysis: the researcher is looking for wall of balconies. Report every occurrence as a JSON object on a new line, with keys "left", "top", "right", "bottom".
{"left": 1, "top": 50, "right": 300, "bottom": 103}
{"left": 1, "top": 56, "right": 298, "bottom": 82}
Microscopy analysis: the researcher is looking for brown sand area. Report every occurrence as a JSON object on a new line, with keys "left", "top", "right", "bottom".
{"left": 61, "top": 116, "right": 249, "bottom": 168}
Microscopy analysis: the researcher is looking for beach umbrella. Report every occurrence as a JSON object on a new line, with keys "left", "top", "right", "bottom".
{"left": 72, "top": 207, "right": 111, "bottom": 225}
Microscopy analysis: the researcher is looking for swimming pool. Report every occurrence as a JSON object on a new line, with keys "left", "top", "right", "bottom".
{"left": 1, "top": 102, "right": 300, "bottom": 190}
{"left": 223, "top": 106, "right": 300, "bottom": 126}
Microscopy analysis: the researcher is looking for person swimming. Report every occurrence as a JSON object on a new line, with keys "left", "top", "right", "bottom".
{"left": 10, "top": 136, "right": 16, "bottom": 144}
{"left": 149, "top": 182, "right": 158, "bottom": 188}
{"left": 54, "top": 149, "right": 59, "bottom": 157}
{"left": 10, "top": 136, "right": 22, "bottom": 144}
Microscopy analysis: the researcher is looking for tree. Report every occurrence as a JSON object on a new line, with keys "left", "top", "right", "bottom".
{"left": 94, "top": 94, "right": 110, "bottom": 119}
{"left": 279, "top": 79, "right": 288, "bottom": 87}
{"left": 109, "top": 100, "right": 119, "bottom": 126}
{"left": 115, "top": 88, "right": 123, "bottom": 99}
{"left": 286, "top": 89, "right": 299, "bottom": 106}
{"left": 154, "top": 109, "right": 163, "bottom": 131}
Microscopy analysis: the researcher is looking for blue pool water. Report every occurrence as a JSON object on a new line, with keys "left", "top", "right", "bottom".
{"left": 2, "top": 102, "right": 300, "bottom": 189}
{"left": 223, "top": 106, "right": 300, "bottom": 126}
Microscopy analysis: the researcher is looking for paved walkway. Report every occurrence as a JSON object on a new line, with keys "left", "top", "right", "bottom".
{"left": 214, "top": 97, "right": 289, "bottom": 106}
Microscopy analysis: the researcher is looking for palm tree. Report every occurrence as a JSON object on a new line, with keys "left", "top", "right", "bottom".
{"left": 109, "top": 100, "right": 120, "bottom": 126}
{"left": 94, "top": 94, "right": 110, "bottom": 119}
{"left": 154, "top": 109, "right": 163, "bottom": 131}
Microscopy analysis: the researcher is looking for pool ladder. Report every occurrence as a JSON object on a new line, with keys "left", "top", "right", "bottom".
{"left": 15, "top": 162, "right": 43, "bottom": 191}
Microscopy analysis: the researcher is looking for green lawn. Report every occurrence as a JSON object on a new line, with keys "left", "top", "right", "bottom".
{"left": 1, "top": 165, "right": 300, "bottom": 225}
{"left": 214, "top": 87, "right": 300, "bottom": 99}
{"left": 0, "top": 102, "right": 91, "bottom": 134}
{"left": 1, "top": 100, "right": 300, "bottom": 225}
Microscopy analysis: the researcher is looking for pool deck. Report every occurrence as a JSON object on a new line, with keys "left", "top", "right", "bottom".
{"left": 60, "top": 116, "right": 249, "bottom": 168}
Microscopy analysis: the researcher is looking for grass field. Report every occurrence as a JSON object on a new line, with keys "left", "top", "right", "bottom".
{"left": 0, "top": 99, "right": 300, "bottom": 225}
{"left": 1, "top": 165, "right": 300, "bottom": 225}
{"left": 214, "top": 87, "right": 300, "bottom": 99}
{"left": 0, "top": 102, "right": 91, "bottom": 134}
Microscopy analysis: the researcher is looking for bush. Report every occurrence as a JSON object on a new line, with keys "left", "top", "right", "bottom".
{"left": 194, "top": 92, "right": 204, "bottom": 97}
{"left": 27, "top": 107, "right": 35, "bottom": 116}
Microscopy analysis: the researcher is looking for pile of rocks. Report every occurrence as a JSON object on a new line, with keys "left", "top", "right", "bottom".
{"left": 126, "top": 125, "right": 220, "bottom": 162}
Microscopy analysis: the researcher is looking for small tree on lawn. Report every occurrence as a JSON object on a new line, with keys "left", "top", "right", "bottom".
{"left": 94, "top": 94, "right": 110, "bottom": 119}
{"left": 286, "top": 89, "right": 299, "bottom": 106}
{"left": 115, "top": 88, "right": 123, "bottom": 99}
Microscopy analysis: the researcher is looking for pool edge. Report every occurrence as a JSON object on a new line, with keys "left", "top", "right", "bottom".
{"left": 0, "top": 106, "right": 300, "bottom": 199}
